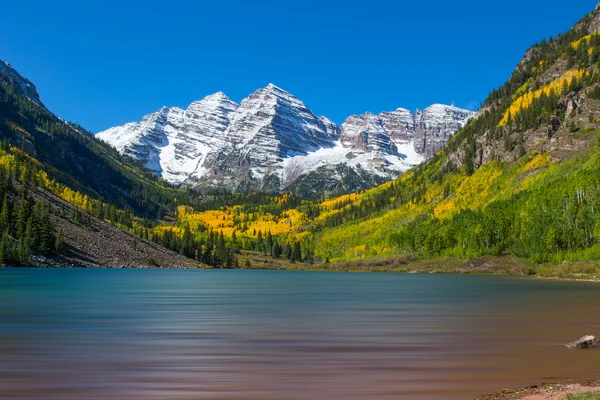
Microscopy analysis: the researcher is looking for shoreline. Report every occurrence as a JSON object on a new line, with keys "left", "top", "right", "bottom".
{"left": 236, "top": 252, "right": 600, "bottom": 282}
{"left": 479, "top": 380, "right": 600, "bottom": 400}
{"left": 9, "top": 254, "right": 600, "bottom": 283}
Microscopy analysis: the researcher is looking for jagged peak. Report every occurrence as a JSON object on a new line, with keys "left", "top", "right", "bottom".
{"left": 265, "top": 83, "right": 284, "bottom": 92}
{"left": 245, "top": 83, "right": 285, "bottom": 99}
{"left": 203, "top": 91, "right": 233, "bottom": 102}
{"left": 240, "top": 83, "right": 311, "bottom": 112}
{"left": 424, "top": 103, "right": 455, "bottom": 110}
{"left": 187, "top": 92, "right": 239, "bottom": 112}
{"left": 379, "top": 108, "right": 413, "bottom": 120}
{"left": 422, "top": 104, "right": 477, "bottom": 115}
{"left": 257, "top": 83, "right": 297, "bottom": 99}
{"left": 346, "top": 111, "right": 378, "bottom": 120}
{"left": 0, "top": 58, "right": 44, "bottom": 107}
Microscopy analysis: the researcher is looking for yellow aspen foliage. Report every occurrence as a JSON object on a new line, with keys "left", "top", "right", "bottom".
{"left": 433, "top": 200, "right": 456, "bottom": 218}
{"left": 277, "top": 194, "right": 291, "bottom": 205}
{"left": 177, "top": 205, "right": 196, "bottom": 219}
{"left": 6, "top": 122, "right": 31, "bottom": 138}
{"left": 348, "top": 244, "right": 367, "bottom": 258}
{"left": 499, "top": 69, "right": 589, "bottom": 126}
{"left": 426, "top": 162, "right": 504, "bottom": 219}
{"left": 571, "top": 32, "right": 599, "bottom": 50}
{"left": 35, "top": 170, "right": 51, "bottom": 187}
{"left": 522, "top": 153, "right": 552, "bottom": 172}
{"left": 512, "top": 79, "right": 533, "bottom": 100}
{"left": 320, "top": 193, "right": 361, "bottom": 210}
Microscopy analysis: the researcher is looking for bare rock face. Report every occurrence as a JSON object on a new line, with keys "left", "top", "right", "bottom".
{"left": 413, "top": 105, "right": 476, "bottom": 158}
{"left": 380, "top": 108, "right": 415, "bottom": 143}
{"left": 589, "top": 3, "right": 600, "bottom": 33}
{"left": 340, "top": 113, "right": 399, "bottom": 155}
{"left": 341, "top": 105, "right": 475, "bottom": 159}
{"left": 0, "top": 60, "right": 44, "bottom": 107}
{"left": 565, "top": 335, "right": 600, "bottom": 349}
{"left": 320, "top": 116, "right": 341, "bottom": 138}
{"left": 97, "top": 84, "right": 474, "bottom": 194}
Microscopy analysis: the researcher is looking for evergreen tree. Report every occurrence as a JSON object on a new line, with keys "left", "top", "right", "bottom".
{"left": 55, "top": 228, "right": 64, "bottom": 253}
{"left": 0, "top": 195, "right": 11, "bottom": 234}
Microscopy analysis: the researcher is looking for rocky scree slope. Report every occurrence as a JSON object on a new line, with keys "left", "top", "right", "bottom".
{"left": 31, "top": 186, "right": 195, "bottom": 268}
{"left": 97, "top": 84, "right": 474, "bottom": 196}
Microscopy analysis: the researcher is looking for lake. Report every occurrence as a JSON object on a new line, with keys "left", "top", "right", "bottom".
{"left": 1, "top": 269, "right": 600, "bottom": 399}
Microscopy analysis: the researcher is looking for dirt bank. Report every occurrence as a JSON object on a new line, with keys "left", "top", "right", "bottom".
{"left": 480, "top": 381, "right": 600, "bottom": 400}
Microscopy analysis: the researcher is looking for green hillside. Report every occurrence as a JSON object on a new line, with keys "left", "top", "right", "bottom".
{"left": 305, "top": 6, "right": 600, "bottom": 266}
{"left": 3, "top": 5, "right": 600, "bottom": 272}
{"left": 149, "top": 4, "right": 600, "bottom": 275}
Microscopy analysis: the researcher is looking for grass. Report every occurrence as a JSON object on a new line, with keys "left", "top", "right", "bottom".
{"left": 231, "top": 252, "right": 600, "bottom": 281}
{"left": 563, "top": 390, "right": 600, "bottom": 399}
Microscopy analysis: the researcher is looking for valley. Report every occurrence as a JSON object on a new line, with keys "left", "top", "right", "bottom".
{"left": 3, "top": 2, "right": 600, "bottom": 400}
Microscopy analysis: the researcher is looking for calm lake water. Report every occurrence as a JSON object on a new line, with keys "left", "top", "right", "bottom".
{"left": 1, "top": 269, "right": 600, "bottom": 399}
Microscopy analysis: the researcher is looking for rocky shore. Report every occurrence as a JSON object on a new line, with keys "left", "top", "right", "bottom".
{"left": 479, "top": 381, "right": 600, "bottom": 400}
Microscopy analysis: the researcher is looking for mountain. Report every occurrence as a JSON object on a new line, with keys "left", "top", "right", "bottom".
{"left": 3, "top": 3, "right": 600, "bottom": 272}
{"left": 299, "top": 3, "right": 600, "bottom": 265}
{"left": 160, "top": 3, "right": 600, "bottom": 274}
{"left": 97, "top": 85, "right": 474, "bottom": 197}
{"left": 0, "top": 60, "right": 44, "bottom": 107}
{"left": 0, "top": 57, "right": 210, "bottom": 267}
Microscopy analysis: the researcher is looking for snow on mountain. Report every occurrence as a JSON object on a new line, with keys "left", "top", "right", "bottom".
{"left": 340, "top": 112, "right": 399, "bottom": 155}
{"left": 97, "top": 93, "right": 238, "bottom": 183}
{"left": 198, "top": 84, "right": 339, "bottom": 187}
{"left": 413, "top": 104, "right": 476, "bottom": 157}
{"left": 97, "top": 84, "right": 474, "bottom": 193}
{"left": 342, "top": 105, "right": 475, "bottom": 161}
{"left": 0, "top": 60, "right": 44, "bottom": 107}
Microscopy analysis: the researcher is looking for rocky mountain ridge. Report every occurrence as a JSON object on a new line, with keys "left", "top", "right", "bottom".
{"left": 97, "top": 84, "right": 475, "bottom": 194}
{"left": 0, "top": 60, "right": 44, "bottom": 107}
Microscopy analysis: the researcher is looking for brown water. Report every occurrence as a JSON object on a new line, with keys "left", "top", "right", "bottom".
{"left": 1, "top": 269, "right": 600, "bottom": 399}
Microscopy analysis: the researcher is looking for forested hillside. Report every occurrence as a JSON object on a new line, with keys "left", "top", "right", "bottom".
{"left": 0, "top": 69, "right": 207, "bottom": 218}
{"left": 151, "top": 4, "right": 600, "bottom": 271}
{"left": 3, "top": 4, "right": 600, "bottom": 271}
{"left": 305, "top": 5, "right": 600, "bottom": 264}
{"left": 0, "top": 62, "right": 206, "bottom": 266}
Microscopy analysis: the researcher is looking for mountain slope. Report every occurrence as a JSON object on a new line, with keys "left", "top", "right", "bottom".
{"left": 0, "top": 62, "right": 208, "bottom": 218}
{"left": 163, "top": 3, "right": 600, "bottom": 272}
{"left": 304, "top": 4, "right": 600, "bottom": 264}
{"left": 98, "top": 85, "right": 474, "bottom": 197}
{"left": 31, "top": 186, "right": 195, "bottom": 268}
{"left": 0, "top": 58, "right": 208, "bottom": 267}
{"left": 0, "top": 60, "right": 44, "bottom": 107}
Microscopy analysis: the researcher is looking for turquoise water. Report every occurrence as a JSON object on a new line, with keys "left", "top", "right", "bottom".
{"left": 1, "top": 269, "right": 600, "bottom": 399}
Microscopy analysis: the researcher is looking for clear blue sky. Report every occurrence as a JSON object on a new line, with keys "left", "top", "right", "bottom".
{"left": 0, "top": 0, "right": 597, "bottom": 133}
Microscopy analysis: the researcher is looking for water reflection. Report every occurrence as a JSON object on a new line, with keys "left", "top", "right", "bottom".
{"left": 1, "top": 269, "right": 600, "bottom": 399}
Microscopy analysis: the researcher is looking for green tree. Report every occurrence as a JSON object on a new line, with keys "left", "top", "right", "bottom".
{"left": 55, "top": 228, "right": 64, "bottom": 253}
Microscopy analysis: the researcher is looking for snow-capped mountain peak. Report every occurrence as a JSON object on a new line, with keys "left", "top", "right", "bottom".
{"left": 97, "top": 86, "right": 475, "bottom": 195}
